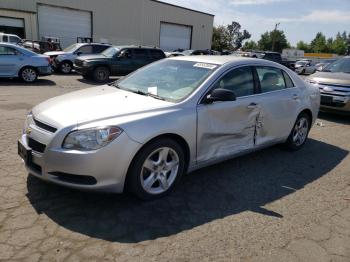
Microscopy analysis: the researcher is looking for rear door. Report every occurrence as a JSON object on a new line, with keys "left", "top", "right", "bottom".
{"left": 253, "top": 66, "right": 300, "bottom": 146}
{"left": 131, "top": 49, "right": 151, "bottom": 70}
{"left": 196, "top": 66, "right": 260, "bottom": 163}
{"left": 149, "top": 49, "right": 165, "bottom": 62}
{"left": 0, "top": 46, "right": 22, "bottom": 76}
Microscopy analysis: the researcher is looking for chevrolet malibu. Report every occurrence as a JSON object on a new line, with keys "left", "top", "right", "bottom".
{"left": 18, "top": 57, "right": 320, "bottom": 200}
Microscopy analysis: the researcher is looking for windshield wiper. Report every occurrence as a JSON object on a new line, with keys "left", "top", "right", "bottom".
{"left": 128, "top": 89, "right": 166, "bottom": 101}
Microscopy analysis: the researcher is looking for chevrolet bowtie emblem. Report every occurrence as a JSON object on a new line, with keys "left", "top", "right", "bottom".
{"left": 26, "top": 127, "right": 32, "bottom": 135}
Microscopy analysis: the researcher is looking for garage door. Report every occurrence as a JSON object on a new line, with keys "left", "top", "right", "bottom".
{"left": 160, "top": 23, "right": 192, "bottom": 52}
{"left": 38, "top": 5, "right": 91, "bottom": 48}
{"left": 0, "top": 17, "right": 25, "bottom": 38}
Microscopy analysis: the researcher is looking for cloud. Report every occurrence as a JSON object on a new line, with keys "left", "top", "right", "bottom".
{"left": 229, "top": 0, "right": 289, "bottom": 5}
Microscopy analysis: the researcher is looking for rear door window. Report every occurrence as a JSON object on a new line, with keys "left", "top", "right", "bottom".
{"left": 0, "top": 46, "right": 17, "bottom": 55}
{"left": 150, "top": 49, "right": 165, "bottom": 59}
{"left": 256, "top": 66, "right": 286, "bottom": 93}
{"left": 93, "top": 45, "right": 109, "bottom": 54}
{"left": 132, "top": 49, "right": 149, "bottom": 59}
{"left": 282, "top": 71, "right": 295, "bottom": 88}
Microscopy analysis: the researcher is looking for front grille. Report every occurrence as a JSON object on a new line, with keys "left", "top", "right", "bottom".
{"left": 28, "top": 138, "right": 46, "bottom": 153}
{"left": 320, "top": 96, "right": 346, "bottom": 107}
{"left": 33, "top": 118, "right": 57, "bottom": 133}
{"left": 49, "top": 172, "right": 97, "bottom": 185}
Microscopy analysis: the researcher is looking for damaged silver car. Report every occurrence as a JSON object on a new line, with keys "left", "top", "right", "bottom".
{"left": 18, "top": 56, "right": 320, "bottom": 200}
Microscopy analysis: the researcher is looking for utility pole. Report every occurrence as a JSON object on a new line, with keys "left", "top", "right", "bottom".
{"left": 271, "top": 22, "right": 280, "bottom": 52}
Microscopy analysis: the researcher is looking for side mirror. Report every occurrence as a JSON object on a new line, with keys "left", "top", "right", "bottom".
{"left": 205, "top": 88, "right": 236, "bottom": 103}
{"left": 76, "top": 51, "right": 83, "bottom": 56}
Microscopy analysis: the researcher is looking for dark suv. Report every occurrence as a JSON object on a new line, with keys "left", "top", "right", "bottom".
{"left": 74, "top": 46, "right": 166, "bottom": 82}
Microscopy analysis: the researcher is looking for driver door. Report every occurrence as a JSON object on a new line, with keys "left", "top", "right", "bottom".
{"left": 111, "top": 49, "right": 134, "bottom": 76}
{"left": 196, "top": 66, "right": 260, "bottom": 164}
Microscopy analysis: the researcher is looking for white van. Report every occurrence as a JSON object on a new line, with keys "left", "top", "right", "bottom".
{"left": 0, "top": 33, "right": 22, "bottom": 44}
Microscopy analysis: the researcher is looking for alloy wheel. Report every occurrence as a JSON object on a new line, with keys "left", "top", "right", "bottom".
{"left": 61, "top": 63, "right": 72, "bottom": 74}
{"left": 21, "top": 68, "right": 37, "bottom": 82}
{"left": 292, "top": 117, "right": 309, "bottom": 146}
{"left": 140, "top": 147, "right": 179, "bottom": 195}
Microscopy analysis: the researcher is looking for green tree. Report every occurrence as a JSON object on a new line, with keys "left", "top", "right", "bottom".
{"left": 242, "top": 40, "right": 258, "bottom": 51}
{"left": 257, "top": 30, "right": 290, "bottom": 53}
{"left": 211, "top": 22, "right": 251, "bottom": 51}
{"left": 211, "top": 25, "right": 230, "bottom": 51}
{"left": 332, "top": 33, "right": 347, "bottom": 55}
{"left": 310, "top": 32, "right": 327, "bottom": 53}
{"left": 296, "top": 41, "right": 310, "bottom": 52}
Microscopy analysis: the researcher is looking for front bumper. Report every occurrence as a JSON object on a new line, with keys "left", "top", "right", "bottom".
{"left": 19, "top": 130, "right": 141, "bottom": 193}
{"left": 74, "top": 64, "right": 93, "bottom": 76}
{"left": 320, "top": 94, "right": 350, "bottom": 113}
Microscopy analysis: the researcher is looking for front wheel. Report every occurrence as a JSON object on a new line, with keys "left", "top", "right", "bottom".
{"left": 127, "top": 138, "right": 185, "bottom": 200}
{"left": 93, "top": 67, "right": 110, "bottom": 82}
{"left": 284, "top": 112, "right": 311, "bottom": 150}
{"left": 59, "top": 62, "right": 72, "bottom": 74}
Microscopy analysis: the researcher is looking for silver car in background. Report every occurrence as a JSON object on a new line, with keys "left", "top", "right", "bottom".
{"left": 18, "top": 56, "right": 320, "bottom": 200}
{"left": 0, "top": 43, "right": 51, "bottom": 83}
{"left": 295, "top": 60, "right": 316, "bottom": 75}
{"left": 306, "top": 56, "right": 350, "bottom": 113}
{"left": 44, "top": 43, "right": 111, "bottom": 74}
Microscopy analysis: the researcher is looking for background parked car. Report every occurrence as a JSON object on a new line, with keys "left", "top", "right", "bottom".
{"left": 74, "top": 45, "right": 166, "bottom": 82}
{"left": 306, "top": 56, "right": 350, "bottom": 114}
{"left": 315, "top": 59, "right": 338, "bottom": 72}
{"left": 0, "top": 33, "right": 22, "bottom": 44}
{"left": 295, "top": 60, "right": 316, "bottom": 75}
{"left": 0, "top": 43, "right": 51, "bottom": 83}
{"left": 44, "top": 43, "right": 111, "bottom": 74}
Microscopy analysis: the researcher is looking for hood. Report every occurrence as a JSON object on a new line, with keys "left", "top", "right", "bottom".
{"left": 32, "top": 85, "right": 173, "bottom": 129}
{"left": 308, "top": 72, "right": 350, "bottom": 86}
{"left": 44, "top": 51, "right": 66, "bottom": 56}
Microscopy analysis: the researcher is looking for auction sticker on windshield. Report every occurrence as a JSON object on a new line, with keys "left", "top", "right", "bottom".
{"left": 193, "top": 63, "right": 217, "bottom": 70}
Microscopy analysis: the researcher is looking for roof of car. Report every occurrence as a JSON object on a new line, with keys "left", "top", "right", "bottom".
{"left": 169, "top": 55, "right": 259, "bottom": 65}
{"left": 111, "top": 45, "right": 162, "bottom": 50}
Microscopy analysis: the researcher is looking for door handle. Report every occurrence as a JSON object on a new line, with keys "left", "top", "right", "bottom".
{"left": 247, "top": 102, "right": 258, "bottom": 109}
{"left": 292, "top": 94, "right": 299, "bottom": 100}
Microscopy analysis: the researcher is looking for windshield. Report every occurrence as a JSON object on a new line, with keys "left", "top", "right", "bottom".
{"left": 63, "top": 44, "right": 80, "bottom": 53}
{"left": 115, "top": 59, "right": 218, "bottom": 102}
{"left": 323, "top": 58, "right": 350, "bottom": 73}
{"left": 102, "top": 47, "right": 120, "bottom": 57}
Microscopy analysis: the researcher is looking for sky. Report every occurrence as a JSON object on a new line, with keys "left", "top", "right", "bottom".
{"left": 160, "top": 0, "right": 350, "bottom": 46}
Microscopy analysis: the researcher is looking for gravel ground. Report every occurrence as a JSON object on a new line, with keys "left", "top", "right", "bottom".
{"left": 0, "top": 74, "right": 349, "bottom": 262}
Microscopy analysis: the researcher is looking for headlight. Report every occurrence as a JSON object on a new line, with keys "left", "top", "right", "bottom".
{"left": 62, "top": 126, "right": 123, "bottom": 151}
{"left": 23, "top": 111, "right": 33, "bottom": 134}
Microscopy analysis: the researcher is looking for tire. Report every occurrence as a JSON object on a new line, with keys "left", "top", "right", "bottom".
{"left": 19, "top": 67, "right": 38, "bottom": 83}
{"left": 284, "top": 112, "right": 311, "bottom": 151}
{"left": 59, "top": 61, "right": 72, "bottom": 74}
{"left": 93, "top": 67, "right": 110, "bottom": 83}
{"left": 127, "top": 138, "right": 185, "bottom": 200}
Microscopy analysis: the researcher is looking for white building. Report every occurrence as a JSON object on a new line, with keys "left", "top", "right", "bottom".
{"left": 0, "top": 0, "right": 214, "bottom": 50}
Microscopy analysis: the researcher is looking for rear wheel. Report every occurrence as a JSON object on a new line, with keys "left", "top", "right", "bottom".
{"left": 127, "top": 138, "right": 185, "bottom": 200}
{"left": 20, "top": 67, "right": 38, "bottom": 83}
{"left": 285, "top": 112, "right": 311, "bottom": 150}
{"left": 60, "top": 61, "right": 72, "bottom": 74}
{"left": 93, "top": 67, "right": 110, "bottom": 82}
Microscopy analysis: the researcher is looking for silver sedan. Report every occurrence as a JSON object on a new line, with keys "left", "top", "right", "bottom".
{"left": 18, "top": 56, "right": 320, "bottom": 200}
